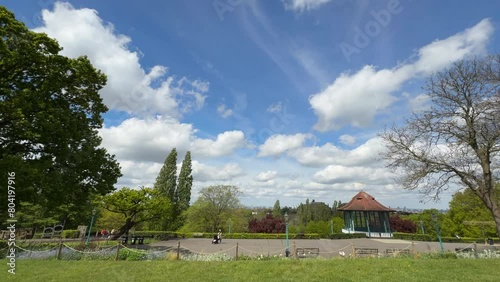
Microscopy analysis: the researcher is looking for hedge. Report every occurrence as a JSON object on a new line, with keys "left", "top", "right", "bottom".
{"left": 328, "top": 233, "right": 366, "bottom": 239}
{"left": 392, "top": 232, "right": 499, "bottom": 243}
{"left": 129, "top": 231, "right": 320, "bottom": 240}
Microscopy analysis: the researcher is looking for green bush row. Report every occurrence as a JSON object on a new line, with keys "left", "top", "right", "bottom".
{"left": 129, "top": 231, "right": 321, "bottom": 240}
{"left": 392, "top": 232, "right": 498, "bottom": 243}
{"left": 327, "top": 233, "right": 366, "bottom": 239}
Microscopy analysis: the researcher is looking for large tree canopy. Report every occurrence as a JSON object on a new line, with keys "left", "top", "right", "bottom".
{"left": 0, "top": 7, "right": 121, "bottom": 227}
{"left": 182, "top": 185, "right": 242, "bottom": 232}
{"left": 381, "top": 55, "right": 500, "bottom": 236}
{"left": 100, "top": 187, "right": 171, "bottom": 239}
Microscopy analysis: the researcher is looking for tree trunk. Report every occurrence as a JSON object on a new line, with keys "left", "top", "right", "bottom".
{"left": 475, "top": 187, "right": 500, "bottom": 237}
{"left": 110, "top": 219, "right": 135, "bottom": 240}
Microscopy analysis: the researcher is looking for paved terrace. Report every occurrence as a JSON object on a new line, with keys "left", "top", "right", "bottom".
{"left": 149, "top": 238, "right": 499, "bottom": 258}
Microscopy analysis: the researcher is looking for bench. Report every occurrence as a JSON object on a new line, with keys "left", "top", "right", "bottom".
{"left": 296, "top": 247, "right": 320, "bottom": 258}
{"left": 385, "top": 248, "right": 411, "bottom": 256}
{"left": 354, "top": 248, "right": 379, "bottom": 257}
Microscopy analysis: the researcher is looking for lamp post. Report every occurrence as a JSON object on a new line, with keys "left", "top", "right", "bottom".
{"left": 431, "top": 213, "right": 444, "bottom": 252}
{"left": 284, "top": 212, "right": 289, "bottom": 257}
{"left": 420, "top": 220, "right": 425, "bottom": 235}
{"left": 330, "top": 219, "right": 334, "bottom": 236}
{"left": 85, "top": 208, "right": 97, "bottom": 245}
{"left": 228, "top": 218, "right": 232, "bottom": 235}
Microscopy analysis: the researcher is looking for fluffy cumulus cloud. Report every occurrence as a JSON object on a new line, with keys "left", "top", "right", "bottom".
{"left": 191, "top": 161, "right": 245, "bottom": 182}
{"left": 312, "top": 165, "right": 395, "bottom": 185}
{"left": 309, "top": 19, "right": 493, "bottom": 132}
{"left": 99, "top": 117, "right": 248, "bottom": 163}
{"left": 258, "top": 133, "right": 312, "bottom": 157}
{"left": 34, "top": 2, "right": 208, "bottom": 118}
{"left": 282, "top": 0, "right": 332, "bottom": 11}
{"left": 289, "top": 137, "right": 386, "bottom": 167}
{"left": 217, "top": 104, "right": 234, "bottom": 118}
{"left": 254, "top": 170, "right": 279, "bottom": 182}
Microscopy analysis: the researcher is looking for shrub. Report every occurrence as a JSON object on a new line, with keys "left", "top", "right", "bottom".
{"left": 62, "top": 230, "right": 80, "bottom": 238}
{"left": 328, "top": 233, "right": 366, "bottom": 239}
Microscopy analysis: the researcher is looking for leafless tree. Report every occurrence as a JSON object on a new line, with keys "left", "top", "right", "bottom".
{"left": 380, "top": 55, "right": 500, "bottom": 236}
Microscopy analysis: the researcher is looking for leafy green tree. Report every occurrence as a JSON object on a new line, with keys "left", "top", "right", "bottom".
{"left": 182, "top": 185, "right": 242, "bottom": 232}
{"left": 447, "top": 187, "right": 498, "bottom": 238}
{"left": 272, "top": 200, "right": 281, "bottom": 217}
{"left": 331, "top": 217, "right": 344, "bottom": 233}
{"left": 310, "top": 200, "right": 332, "bottom": 221}
{"left": 0, "top": 7, "right": 121, "bottom": 228}
{"left": 177, "top": 151, "right": 193, "bottom": 215}
{"left": 380, "top": 56, "right": 500, "bottom": 235}
{"left": 305, "top": 220, "right": 329, "bottom": 237}
{"left": 100, "top": 187, "right": 171, "bottom": 239}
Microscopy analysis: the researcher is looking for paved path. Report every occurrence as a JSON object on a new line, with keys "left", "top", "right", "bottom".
{"left": 149, "top": 238, "right": 498, "bottom": 258}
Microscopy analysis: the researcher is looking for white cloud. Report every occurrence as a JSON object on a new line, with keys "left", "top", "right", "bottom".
{"left": 310, "top": 19, "right": 493, "bottom": 132}
{"left": 414, "top": 19, "right": 493, "bottom": 75}
{"left": 289, "top": 137, "right": 386, "bottom": 167}
{"left": 339, "top": 134, "right": 356, "bottom": 145}
{"left": 312, "top": 165, "right": 394, "bottom": 185}
{"left": 254, "top": 171, "right": 279, "bottom": 182}
{"left": 99, "top": 117, "right": 248, "bottom": 162}
{"left": 217, "top": 104, "right": 234, "bottom": 118}
{"left": 407, "top": 93, "right": 431, "bottom": 112}
{"left": 191, "top": 131, "right": 248, "bottom": 157}
{"left": 34, "top": 2, "right": 208, "bottom": 118}
{"left": 283, "top": 0, "right": 332, "bottom": 11}
{"left": 258, "top": 133, "right": 312, "bottom": 157}
{"left": 192, "top": 161, "right": 245, "bottom": 182}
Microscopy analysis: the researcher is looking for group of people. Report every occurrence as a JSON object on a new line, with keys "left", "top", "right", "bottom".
{"left": 100, "top": 229, "right": 115, "bottom": 238}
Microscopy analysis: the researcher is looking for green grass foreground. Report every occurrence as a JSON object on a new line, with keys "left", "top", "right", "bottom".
{"left": 3, "top": 259, "right": 500, "bottom": 282}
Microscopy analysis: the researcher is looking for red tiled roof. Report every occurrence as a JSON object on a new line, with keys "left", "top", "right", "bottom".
{"left": 337, "top": 191, "right": 394, "bottom": 212}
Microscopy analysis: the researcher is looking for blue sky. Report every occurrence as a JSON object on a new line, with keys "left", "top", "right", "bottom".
{"left": 5, "top": 0, "right": 500, "bottom": 209}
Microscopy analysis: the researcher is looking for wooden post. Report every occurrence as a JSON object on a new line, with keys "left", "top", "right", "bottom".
{"left": 115, "top": 244, "right": 121, "bottom": 261}
{"left": 235, "top": 243, "right": 239, "bottom": 261}
{"left": 176, "top": 241, "right": 181, "bottom": 260}
{"left": 57, "top": 240, "right": 63, "bottom": 260}
{"left": 293, "top": 242, "right": 297, "bottom": 259}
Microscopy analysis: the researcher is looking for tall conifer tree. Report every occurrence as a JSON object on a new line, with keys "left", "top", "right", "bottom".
{"left": 177, "top": 151, "right": 193, "bottom": 214}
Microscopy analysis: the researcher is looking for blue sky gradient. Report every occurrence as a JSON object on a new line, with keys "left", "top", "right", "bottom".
{"left": 5, "top": 0, "right": 500, "bottom": 209}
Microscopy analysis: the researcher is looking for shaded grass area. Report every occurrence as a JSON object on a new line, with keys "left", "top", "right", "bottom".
{"left": 3, "top": 258, "right": 500, "bottom": 282}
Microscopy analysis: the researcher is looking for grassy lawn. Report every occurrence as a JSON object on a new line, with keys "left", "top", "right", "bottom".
{"left": 3, "top": 258, "right": 500, "bottom": 282}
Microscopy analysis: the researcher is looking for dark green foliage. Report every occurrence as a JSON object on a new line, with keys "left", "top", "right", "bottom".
{"left": 155, "top": 148, "right": 178, "bottom": 202}
{"left": 152, "top": 149, "right": 193, "bottom": 230}
{"left": 272, "top": 200, "right": 281, "bottom": 217}
{"left": 328, "top": 233, "right": 366, "bottom": 239}
{"left": 0, "top": 6, "right": 121, "bottom": 228}
{"left": 177, "top": 151, "right": 193, "bottom": 214}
